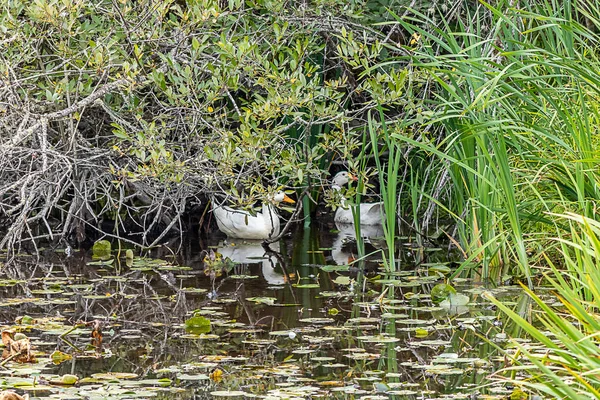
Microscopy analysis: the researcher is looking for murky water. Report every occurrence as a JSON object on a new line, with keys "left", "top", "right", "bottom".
{"left": 0, "top": 225, "right": 527, "bottom": 399}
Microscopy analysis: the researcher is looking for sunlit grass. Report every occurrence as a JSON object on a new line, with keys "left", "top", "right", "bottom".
{"left": 370, "top": 0, "right": 600, "bottom": 284}
{"left": 487, "top": 213, "right": 600, "bottom": 398}
{"left": 368, "top": 108, "right": 402, "bottom": 271}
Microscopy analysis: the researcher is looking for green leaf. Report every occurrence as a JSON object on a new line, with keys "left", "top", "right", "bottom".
{"left": 184, "top": 316, "right": 211, "bottom": 334}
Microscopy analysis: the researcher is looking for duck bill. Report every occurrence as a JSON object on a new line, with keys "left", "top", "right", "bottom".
{"left": 282, "top": 194, "right": 296, "bottom": 204}
{"left": 348, "top": 173, "right": 359, "bottom": 182}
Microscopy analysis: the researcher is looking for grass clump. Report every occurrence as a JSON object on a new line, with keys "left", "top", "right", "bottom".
{"left": 370, "top": 0, "right": 600, "bottom": 283}
{"left": 487, "top": 213, "right": 600, "bottom": 398}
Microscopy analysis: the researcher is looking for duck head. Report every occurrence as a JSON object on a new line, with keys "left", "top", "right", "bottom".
{"left": 332, "top": 171, "right": 358, "bottom": 189}
{"left": 270, "top": 191, "right": 296, "bottom": 204}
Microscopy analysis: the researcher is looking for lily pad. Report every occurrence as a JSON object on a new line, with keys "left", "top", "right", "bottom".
{"left": 229, "top": 275, "right": 259, "bottom": 280}
{"left": 246, "top": 297, "right": 277, "bottom": 305}
{"left": 92, "top": 240, "right": 112, "bottom": 260}
{"left": 210, "top": 390, "right": 247, "bottom": 397}
{"left": 440, "top": 293, "right": 470, "bottom": 307}
{"left": 293, "top": 283, "right": 321, "bottom": 289}
{"left": 91, "top": 372, "right": 138, "bottom": 380}
{"left": 431, "top": 283, "right": 457, "bottom": 302}
{"left": 184, "top": 316, "right": 211, "bottom": 334}
{"left": 298, "top": 318, "right": 335, "bottom": 324}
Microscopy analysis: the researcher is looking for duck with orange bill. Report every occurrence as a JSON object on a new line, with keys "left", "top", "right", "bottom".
{"left": 212, "top": 191, "right": 295, "bottom": 240}
{"left": 331, "top": 171, "right": 385, "bottom": 226}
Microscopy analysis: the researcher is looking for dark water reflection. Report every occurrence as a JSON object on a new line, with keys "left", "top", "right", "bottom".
{"left": 0, "top": 224, "right": 525, "bottom": 399}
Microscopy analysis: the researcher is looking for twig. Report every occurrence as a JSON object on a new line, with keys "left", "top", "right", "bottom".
{"left": 0, "top": 351, "right": 22, "bottom": 367}
{"left": 9, "top": 78, "right": 131, "bottom": 147}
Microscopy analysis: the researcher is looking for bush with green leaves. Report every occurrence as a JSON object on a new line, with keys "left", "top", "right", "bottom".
{"left": 0, "top": 0, "right": 417, "bottom": 250}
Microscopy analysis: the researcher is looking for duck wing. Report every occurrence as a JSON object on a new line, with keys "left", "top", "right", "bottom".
{"left": 359, "top": 202, "right": 385, "bottom": 225}
{"left": 334, "top": 206, "right": 354, "bottom": 224}
{"left": 212, "top": 202, "right": 281, "bottom": 239}
{"left": 212, "top": 206, "right": 267, "bottom": 239}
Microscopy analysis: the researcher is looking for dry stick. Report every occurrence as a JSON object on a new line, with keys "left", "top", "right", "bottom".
{"left": 111, "top": 0, "right": 145, "bottom": 74}
{"left": 38, "top": 118, "right": 49, "bottom": 172}
{"left": 262, "top": 186, "right": 311, "bottom": 245}
{"left": 71, "top": 216, "right": 145, "bottom": 248}
{"left": 9, "top": 78, "right": 131, "bottom": 147}
{"left": 262, "top": 245, "right": 300, "bottom": 305}
{"left": 147, "top": 199, "right": 186, "bottom": 249}
{"left": 224, "top": 87, "right": 242, "bottom": 117}
{"left": 60, "top": 172, "right": 86, "bottom": 238}
{"left": 0, "top": 351, "right": 23, "bottom": 368}
{"left": 142, "top": 193, "right": 166, "bottom": 243}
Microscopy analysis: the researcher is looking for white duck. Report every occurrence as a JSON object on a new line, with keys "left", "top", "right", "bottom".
{"left": 212, "top": 191, "right": 295, "bottom": 239}
{"left": 332, "top": 171, "right": 385, "bottom": 225}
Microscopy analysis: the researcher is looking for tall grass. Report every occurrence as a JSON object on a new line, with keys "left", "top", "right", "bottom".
{"left": 352, "top": 127, "right": 378, "bottom": 260}
{"left": 368, "top": 108, "right": 402, "bottom": 272}
{"left": 372, "top": 0, "right": 600, "bottom": 284}
{"left": 486, "top": 213, "right": 600, "bottom": 398}
{"left": 376, "top": 0, "right": 600, "bottom": 396}
{"left": 346, "top": 0, "right": 600, "bottom": 397}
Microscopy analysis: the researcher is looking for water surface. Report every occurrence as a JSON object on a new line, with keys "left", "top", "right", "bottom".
{"left": 0, "top": 226, "right": 526, "bottom": 399}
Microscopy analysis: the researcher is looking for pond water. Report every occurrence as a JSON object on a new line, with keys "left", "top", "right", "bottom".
{"left": 0, "top": 224, "right": 534, "bottom": 399}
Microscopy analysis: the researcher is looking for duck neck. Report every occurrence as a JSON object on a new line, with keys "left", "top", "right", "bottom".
{"left": 333, "top": 185, "right": 349, "bottom": 209}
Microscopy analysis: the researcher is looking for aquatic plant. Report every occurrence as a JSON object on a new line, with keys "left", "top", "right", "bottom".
{"left": 487, "top": 213, "right": 600, "bottom": 398}
{"left": 356, "top": 0, "right": 600, "bottom": 285}
{"left": 367, "top": 108, "right": 402, "bottom": 272}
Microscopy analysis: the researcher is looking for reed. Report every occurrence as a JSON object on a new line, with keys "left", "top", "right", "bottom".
{"left": 368, "top": 0, "right": 600, "bottom": 283}
{"left": 363, "top": 0, "right": 600, "bottom": 396}
{"left": 486, "top": 213, "right": 600, "bottom": 398}
{"left": 367, "top": 108, "right": 402, "bottom": 272}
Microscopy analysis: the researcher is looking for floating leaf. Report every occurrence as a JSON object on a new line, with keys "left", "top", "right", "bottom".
{"left": 415, "top": 328, "right": 429, "bottom": 337}
{"left": 181, "top": 287, "right": 208, "bottom": 294}
{"left": 178, "top": 373, "right": 210, "bottom": 381}
{"left": 210, "top": 390, "right": 247, "bottom": 397}
{"left": 319, "top": 265, "right": 350, "bottom": 272}
{"left": 311, "top": 356, "right": 335, "bottom": 362}
{"left": 18, "top": 316, "right": 34, "bottom": 325}
{"left": 357, "top": 335, "right": 400, "bottom": 343}
{"left": 298, "top": 318, "right": 335, "bottom": 324}
{"left": 440, "top": 293, "right": 470, "bottom": 307}
{"left": 91, "top": 372, "right": 138, "bottom": 380}
{"left": 293, "top": 283, "right": 320, "bottom": 289}
{"left": 180, "top": 333, "right": 219, "bottom": 340}
{"left": 50, "top": 350, "right": 72, "bottom": 364}
{"left": 319, "top": 291, "right": 351, "bottom": 298}
{"left": 428, "top": 265, "right": 452, "bottom": 275}
{"left": 246, "top": 297, "right": 277, "bottom": 305}
{"left": 48, "top": 374, "right": 79, "bottom": 385}
{"left": 333, "top": 276, "right": 351, "bottom": 285}
{"left": 92, "top": 240, "right": 112, "bottom": 260}
{"left": 431, "top": 283, "right": 457, "bottom": 303}
{"left": 269, "top": 330, "right": 295, "bottom": 336}
{"left": 86, "top": 259, "right": 114, "bottom": 266}
{"left": 184, "top": 316, "right": 211, "bottom": 334}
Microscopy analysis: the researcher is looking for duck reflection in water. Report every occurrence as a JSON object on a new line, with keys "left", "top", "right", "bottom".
{"left": 215, "top": 241, "right": 287, "bottom": 285}
{"left": 331, "top": 222, "right": 385, "bottom": 266}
